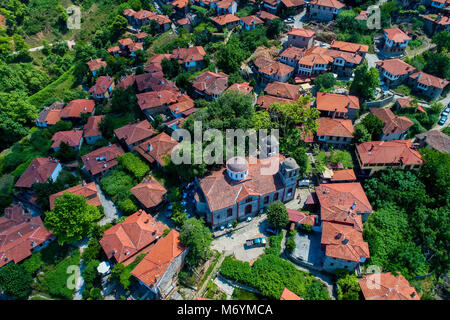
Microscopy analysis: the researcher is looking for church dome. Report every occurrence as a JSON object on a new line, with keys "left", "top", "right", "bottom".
{"left": 226, "top": 157, "right": 249, "bottom": 181}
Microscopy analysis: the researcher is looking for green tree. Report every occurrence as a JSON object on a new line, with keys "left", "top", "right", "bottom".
{"left": 117, "top": 153, "right": 149, "bottom": 180}
{"left": 54, "top": 141, "right": 77, "bottom": 162}
{"left": 0, "top": 263, "right": 32, "bottom": 299}
{"left": 350, "top": 61, "right": 380, "bottom": 100}
{"left": 99, "top": 114, "right": 115, "bottom": 139}
{"left": 161, "top": 57, "right": 181, "bottom": 79}
{"left": 45, "top": 193, "right": 102, "bottom": 245}
{"left": 353, "top": 123, "right": 371, "bottom": 143}
{"left": 313, "top": 73, "right": 336, "bottom": 91}
{"left": 361, "top": 113, "right": 384, "bottom": 140}
{"left": 432, "top": 31, "right": 450, "bottom": 53}
{"left": 267, "top": 18, "right": 283, "bottom": 39}
{"left": 336, "top": 271, "right": 361, "bottom": 300}
{"left": 267, "top": 201, "right": 289, "bottom": 230}
{"left": 179, "top": 218, "right": 213, "bottom": 266}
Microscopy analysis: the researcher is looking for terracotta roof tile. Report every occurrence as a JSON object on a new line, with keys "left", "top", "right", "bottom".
{"left": 100, "top": 210, "right": 167, "bottom": 263}
{"left": 309, "top": 0, "right": 345, "bottom": 9}
{"left": 15, "top": 158, "right": 60, "bottom": 188}
{"left": 280, "top": 288, "right": 302, "bottom": 300}
{"left": 0, "top": 205, "right": 54, "bottom": 267}
{"left": 87, "top": 58, "right": 107, "bottom": 72}
{"left": 370, "top": 108, "right": 414, "bottom": 135}
{"left": 193, "top": 71, "right": 229, "bottom": 96}
{"left": 240, "top": 15, "right": 264, "bottom": 26}
{"left": 81, "top": 143, "right": 125, "bottom": 176}
{"left": 89, "top": 76, "right": 114, "bottom": 95}
{"left": 172, "top": 46, "right": 206, "bottom": 63}
{"left": 256, "top": 10, "right": 279, "bottom": 21}
{"left": 330, "top": 169, "right": 356, "bottom": 182}
{"left": 409, "top": 72, "right": 449, "bottom": 89}
{"left": 131, "top": 176, "right": 167, "bottom": 209}
{"left": 288, "top": 28, "right": 315, "bottom": 38}
{"left": 265, "top": 81, "right": 300, "bottom": 100}
{"left": 83, "top": 115, "right": 104, "bottom": 138}
{"left": 49, "top": 182, "right": 101, "bottom": 210}
{"left": 135, "top": 132, "right": 180, "bottom": 166}
{"left": 315, "top": 183, "right": 372, "bottom": 231}
{"left": 375, "top": 58, "right": 415, "bottom": 76}
{"left": 316, "top": 92, "right": 360, "bottom": 113}
{"left": 356, "top": 140, "right": 424, "bottom": 166}
{"left": 256, "top": 95, "right": 293, "bottom": 110}
{"left": 36, "top": 101, "right": 64, "bottom": 125}
{"left": 60, "top": 99, "right": 95, "bottom": 119}
{"left": 317, "top": 117, "right": 354, "bottom": 138}
{"left": 359, "top": 272, "right": 420, "bottom": 300}
{"left": 226, "top": 82, "right": 253, "bottom": 95}
{"left": 137, "top": 90, "right": 180, "bottom": 111}
{"left": 114, "top": 120, "right": 156, "bottom": 146}
{"left": 321, "top": 221, "right": 369, "bottom": 262}
{"left": 384, "top": 28, "right": 411, "bottom": 42}
{"left": 330, "top": 40, "right": 369, "bottom": 54}
{"left": 131, "top": 229, "right": 187, "bottom": 287}
{"left": 51, "top": 130, "right": 83, "bottom": 149}
{"left": 253, "top": 57, "right": 294, "bottom": 78}
{"left": 287, "top": 209, "right": 317, "bottom": 226}
{"left": 210, "top": 14, "right": 241, "bottom": 26}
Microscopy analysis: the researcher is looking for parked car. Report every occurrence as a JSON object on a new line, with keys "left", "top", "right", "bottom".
{"left": 438, "top": 116, "right": 447, "bottom": 125}
{"left": 245, "top": 237, "right": 267, "bottom": 248}
{"left": 284, "top": 17, "right": 294, "bottom": 23}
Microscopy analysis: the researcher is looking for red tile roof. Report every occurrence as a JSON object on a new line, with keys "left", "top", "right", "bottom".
{"left": 256, "top": 10, "right": 279, "bottom": 21}
{"left": 317, "top": 117, "right": 354, "bottom": 138}
{"left": 281, "top": 0, "right": 305, "bottom": 7}
{"left": 315, "top": 183, "right": 372, "bottom": 232}
{"left": 316, "top": 92, "right": 360, "bottom": 113}
{"left": 240, "top": 15, "right": 264, "bottom": 26}
{"left": 137, "top": 90, "right": 180, "bottom": 111}
{"left": 89, "top": 76, "right": 114, "bottom": 95}
{"left": 375, "top": 59, "right": 415, "bottom": 76}
{"left": 135, "top": 132, "right": 180, "bottom": 166}
{"left": 226, "top": 82, "right": 253, "bottom": 95}
{"left": 15, "top": 158, "right": 60, "bottom": 188}
{"left": 60, "top": 99, "right": 95, "bottom": 119}
{"left": 210, "top": 14, "right": 241, "bottom": 26}
{"left": 354, "top": 10, "right": 368, "bottom": 21}
{"left": 51, "top": 130, "right": 83, "bottom": 149}
{"left": 81, "top": 143, "right": 125, "bottom": 176}
{"left": 131, "top": 229, "right": 187, "bottom": 288}
{"left": 330, "top": 40, "right": 369, "bottom": 54}
{"left": 87, "top": 58, "right": 107, "bottom": 72}
{"left": 256, "top": 95, "right": 293, "bottom": 110}
{"left": 119, "top": 38, "right": 134, "bottom": 47}
{"left": 116, "top": 74, "right": 135, "bottom": 90}
{"left": 288, "top": 28, "right": 315, "bottom": 38}
{"left": 330, "top": 169, "right": 356, "bottom": 182}
{"left": 217, "top": 0, "right": 236, "bottom": 9}
{"left": 356, "top": 140, "right": 424, "bottom": 166}
{"left": 114, "top": 120, "right": 156, "bottom": 146}
{"left": 297, "top": 46, "right": 334, "bottom": 67}
{"left": 168, "top": 94, "right": 195, "bottom": 115}
{"left": 359, "top": 272, "right": 420, "bottom": 300}
{"left": 280, "top": 288, "right": 302, "bottom": 300}
{"left": 384, "top": 28, "right": 411, "bottom": 42}
{"left": 265, "top": 81, "right": 300, "bottom": 100}
{"left": 309, "top": 0, "right": 345, "bottom": 9}
{"left": 131, "top": 176, "right": 167, "bottom": 209}
{"left": 253, "top": 57, "right": 294, "bottom": 78}
{"left": 172, "top": 46, "right": 206, "bottom": 63}
{"left": 197, "top": 155, "right": 287, "bottom": 212}
{"left": 422, "top": 14, "right": 450, "bottom": 26}
{"left": 280, "top": 46, "right": 306, "bottom": 61}
{"left": 49, "top": 182, "right": 101, "bottom": 210}
{"left": 83, "top": 115, "right": 104, "bottom": 138}
{"left": 36, "top": 101, "right": 64, "bottom": 126}
{"left": 287, "top": 209, "right": 317, "bottom": 226}
{"left": 370, "top": 108, "right": 414, "bottom": 135}
{"left": 193, "top": 71, "right": 229, "bottom": 96}
{"left": 100, "top": 210, "right": 167, "bottom": 263}
{"left": 134, "top": 72, "right": 176, "bottom": 92}
{"left": 321, "top": 221, "right": 369, "bottom": 262}
{"left": 396, "top": 96, "right": 414, "bottom": 108}
{"left": 409, "top": 72, "right": 449, "bottom": 89}
{"left": 0, "top": 205, "right": 54, "bottom": 267}
{"left": 416, "top": 130, "right": 450, "bottom": 154}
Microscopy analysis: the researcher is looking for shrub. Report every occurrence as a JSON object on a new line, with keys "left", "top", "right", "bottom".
{"left": 0, "top": 263, "right": 33, "bottom": 299}
{"left": 117, "top": 153, "right": 149, "bottom": 180}
{"left": 286, "top": 238, "right": 296, "bottom": 253}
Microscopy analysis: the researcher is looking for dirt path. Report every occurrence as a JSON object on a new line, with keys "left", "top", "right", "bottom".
{"left": 197, "top": 254, "right": 226, "bottom": 297}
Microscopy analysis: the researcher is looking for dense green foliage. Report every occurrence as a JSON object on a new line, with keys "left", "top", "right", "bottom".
{"left": 117, "top": 153, "right": 150, "bottom": 180}
{"left": 0, "top": 263, "right": 33, "bottom": 299}
{"left": 45, "top": 193, "right": 102, "bottom": 244}
{"left": 99, "top": 168, "right": 138, "bottom": 215}
{"left": 179, "top": 218, "right": 213, "bottom": 267}
{"left": 336, "top": 271, "right": 361, "bottom": 300}
{"left": 266, "top": 202, "right": 289, "bottom": 230}
{"left": 350, "top": 61, "right": 380, "bottom": 100}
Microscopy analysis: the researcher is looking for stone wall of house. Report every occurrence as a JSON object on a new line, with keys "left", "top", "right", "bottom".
{"left": 322, "top": 256, "right": 359, "bottom": 273}
{"left": 158, "top": 248, "right": 189, "bottom": 298}
{"left": 365, "top": 95, "right": 394, "bottom": 108}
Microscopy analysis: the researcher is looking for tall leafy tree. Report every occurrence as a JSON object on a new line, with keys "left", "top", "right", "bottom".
{"left": 45, "top": 193, "right": 102, "bottom": 245}
{"left": 179, "top": 218, "right": 213, "bottom": 266}
{"left": 350, "top": 61, "right": 380, "bottom": 100}
{"left": 267, "top": 201, "right": 289, "bottom": 230}
{"left": 0, "top": 263, "right": 32, "bottom": 299}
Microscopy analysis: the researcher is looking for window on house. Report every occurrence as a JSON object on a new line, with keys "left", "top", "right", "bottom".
{"left": 264, "top": 196, "right": 269, "bottom": 204}
{"left": 227, "top": 208, "right": 233, "bottom": 217}
{"left": 273, "top": 193, "right": 279, "bottom": 201}
{"left": 245, "top": 197, "right": 252, "bottom": 203}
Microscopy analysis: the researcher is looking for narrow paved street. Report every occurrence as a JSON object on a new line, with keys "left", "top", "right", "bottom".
{"left": 97, "top": 183, "right": 122, "bottom": 226}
